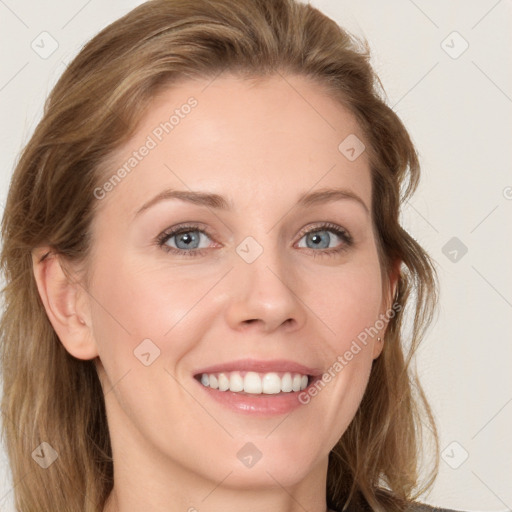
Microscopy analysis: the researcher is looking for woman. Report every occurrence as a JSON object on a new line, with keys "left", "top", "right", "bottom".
{"left": 0, "top": 0, "right": 462, "bottom": 511}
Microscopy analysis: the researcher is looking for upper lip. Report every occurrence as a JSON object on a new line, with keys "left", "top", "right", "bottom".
{"left": 193, "top": 359, "right": 323, "bottom": 377}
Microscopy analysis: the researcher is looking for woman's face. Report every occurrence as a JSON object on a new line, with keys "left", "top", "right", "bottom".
{"left": 83, "top": 74, "right": 393, "bottom": 490}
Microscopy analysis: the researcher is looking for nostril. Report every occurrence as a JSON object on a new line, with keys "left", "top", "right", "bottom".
{"left": 243, "top": 319, "right": 258, "bottom": 326}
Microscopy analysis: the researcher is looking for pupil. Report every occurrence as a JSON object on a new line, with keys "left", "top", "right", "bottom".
{"left": 178, "top": 232, "right": 196, "bottom": 247}
{"left": 308, "top": 231, "right": 329, "bottom": 249}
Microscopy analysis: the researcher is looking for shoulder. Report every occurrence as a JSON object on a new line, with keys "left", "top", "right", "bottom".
{"left": 406, "top": 502, "right": 468, "bottom": 512}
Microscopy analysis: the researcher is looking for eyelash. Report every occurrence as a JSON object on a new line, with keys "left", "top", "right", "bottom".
{"left": 155, "top": 222, "right": 353, "bottom": 258}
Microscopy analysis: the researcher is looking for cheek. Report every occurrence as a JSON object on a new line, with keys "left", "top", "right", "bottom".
{"left": 87, "top": 251, "right": 222, "bottom": 378}
{"left": 295, "top": 251, "right": 383, "bottom": 430}
{"left": 301, "top": 252, "right": 384, "bottom": 350}
{"left": 87, "top": 257, "right": 219, "bottom": 449}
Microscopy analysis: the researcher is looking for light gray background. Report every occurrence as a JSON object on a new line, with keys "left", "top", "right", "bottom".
{"left": 0, "top": 1, "right": 511, "bottom": 511}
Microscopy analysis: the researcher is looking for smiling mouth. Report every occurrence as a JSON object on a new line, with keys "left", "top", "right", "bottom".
{"left": 195, "top": 371, "right": 313, "bottom": 395}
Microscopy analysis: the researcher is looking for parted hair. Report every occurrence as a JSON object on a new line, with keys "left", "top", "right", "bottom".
{"left": 0, "top": 0, "right": 439, "bottom": 510}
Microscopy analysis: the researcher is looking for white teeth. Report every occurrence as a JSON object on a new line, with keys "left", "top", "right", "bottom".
{"left": 262, "top": 372, "right": 281, "bottom": 394}
{"left": 229, "top": 371, "right": 244, "bottom": 392}
{"left": 198, "top": 370, "right": 310, "bottom": 394}
{"left": 209, "top": 374, "right": 218, "bottom": 389}
{"left": 281, "top": 372, "right": 292, "bottom": 392}
{"left": 244, "top": 371, "right": 262, "bottom": 394}
{"left": 292, "top": 374, "right": 302, "bottom": 392}
{"left": 218, "top": 373, "right": 229, "bottom": 391}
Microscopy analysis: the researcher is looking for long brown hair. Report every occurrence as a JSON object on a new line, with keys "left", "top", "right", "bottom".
{"left": 0, "top": 0, "right": 439, "bottom": 510}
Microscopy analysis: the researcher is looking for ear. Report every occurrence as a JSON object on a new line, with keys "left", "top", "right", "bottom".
{"left": 387, "top": 258, "right": 401, "bottom": 309}
{"left": 372, "top": 258, "right": 402, "bottom": 359}
{"left": 32, "top": 247, "right": 99, "bottom": 360}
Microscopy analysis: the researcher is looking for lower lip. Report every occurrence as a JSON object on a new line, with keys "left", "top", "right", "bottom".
{"left": 195, "top": 379, "right": 313, "bottom": 416}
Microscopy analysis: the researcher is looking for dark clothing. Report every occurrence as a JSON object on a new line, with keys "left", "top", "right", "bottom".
{"left": 407, "top": 504, "right": 465, "bottom": 512}
{"left": 331, "top": 500, "right": 465, "bottom": 511}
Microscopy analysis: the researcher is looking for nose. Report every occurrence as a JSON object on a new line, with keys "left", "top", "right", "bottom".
{"left": 223, "top": 245, "right": 307, "bottom": 334}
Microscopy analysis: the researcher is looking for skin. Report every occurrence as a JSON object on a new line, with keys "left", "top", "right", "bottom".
{"left": 33, "top": 74, "right": 397, "bottom": 512}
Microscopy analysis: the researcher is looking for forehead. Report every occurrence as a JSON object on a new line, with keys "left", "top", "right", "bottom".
{"left": 95, "top": 73, "right": 371, "bottom": 217}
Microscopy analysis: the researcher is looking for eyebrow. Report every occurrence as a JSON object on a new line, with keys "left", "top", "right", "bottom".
{"left": 134, "top": 186, "right": 369, "bottom": 218}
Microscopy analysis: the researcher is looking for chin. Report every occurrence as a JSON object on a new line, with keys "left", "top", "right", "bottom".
{"left": 212, "top": 456, "right": 320, "bottom": 490}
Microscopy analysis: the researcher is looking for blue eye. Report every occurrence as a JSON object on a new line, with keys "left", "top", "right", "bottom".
{"left": 166, "top": 230, "right": 205, "bottom": 250}
{"left": 157, "top": 225, "right": 211, "bottom": 255}
{"left": 297, "top": 226, "right": 350, "bottom": 251}
{"left": 156, "top": 222, "right": 352, "bottom": 257}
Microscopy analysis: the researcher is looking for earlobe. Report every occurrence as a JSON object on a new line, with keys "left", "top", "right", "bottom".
{"left": 31, "top": 247, "right": 98, "bottom": 360}
{"left": 372, "top": 336, "right": 384, "bottom": 359}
